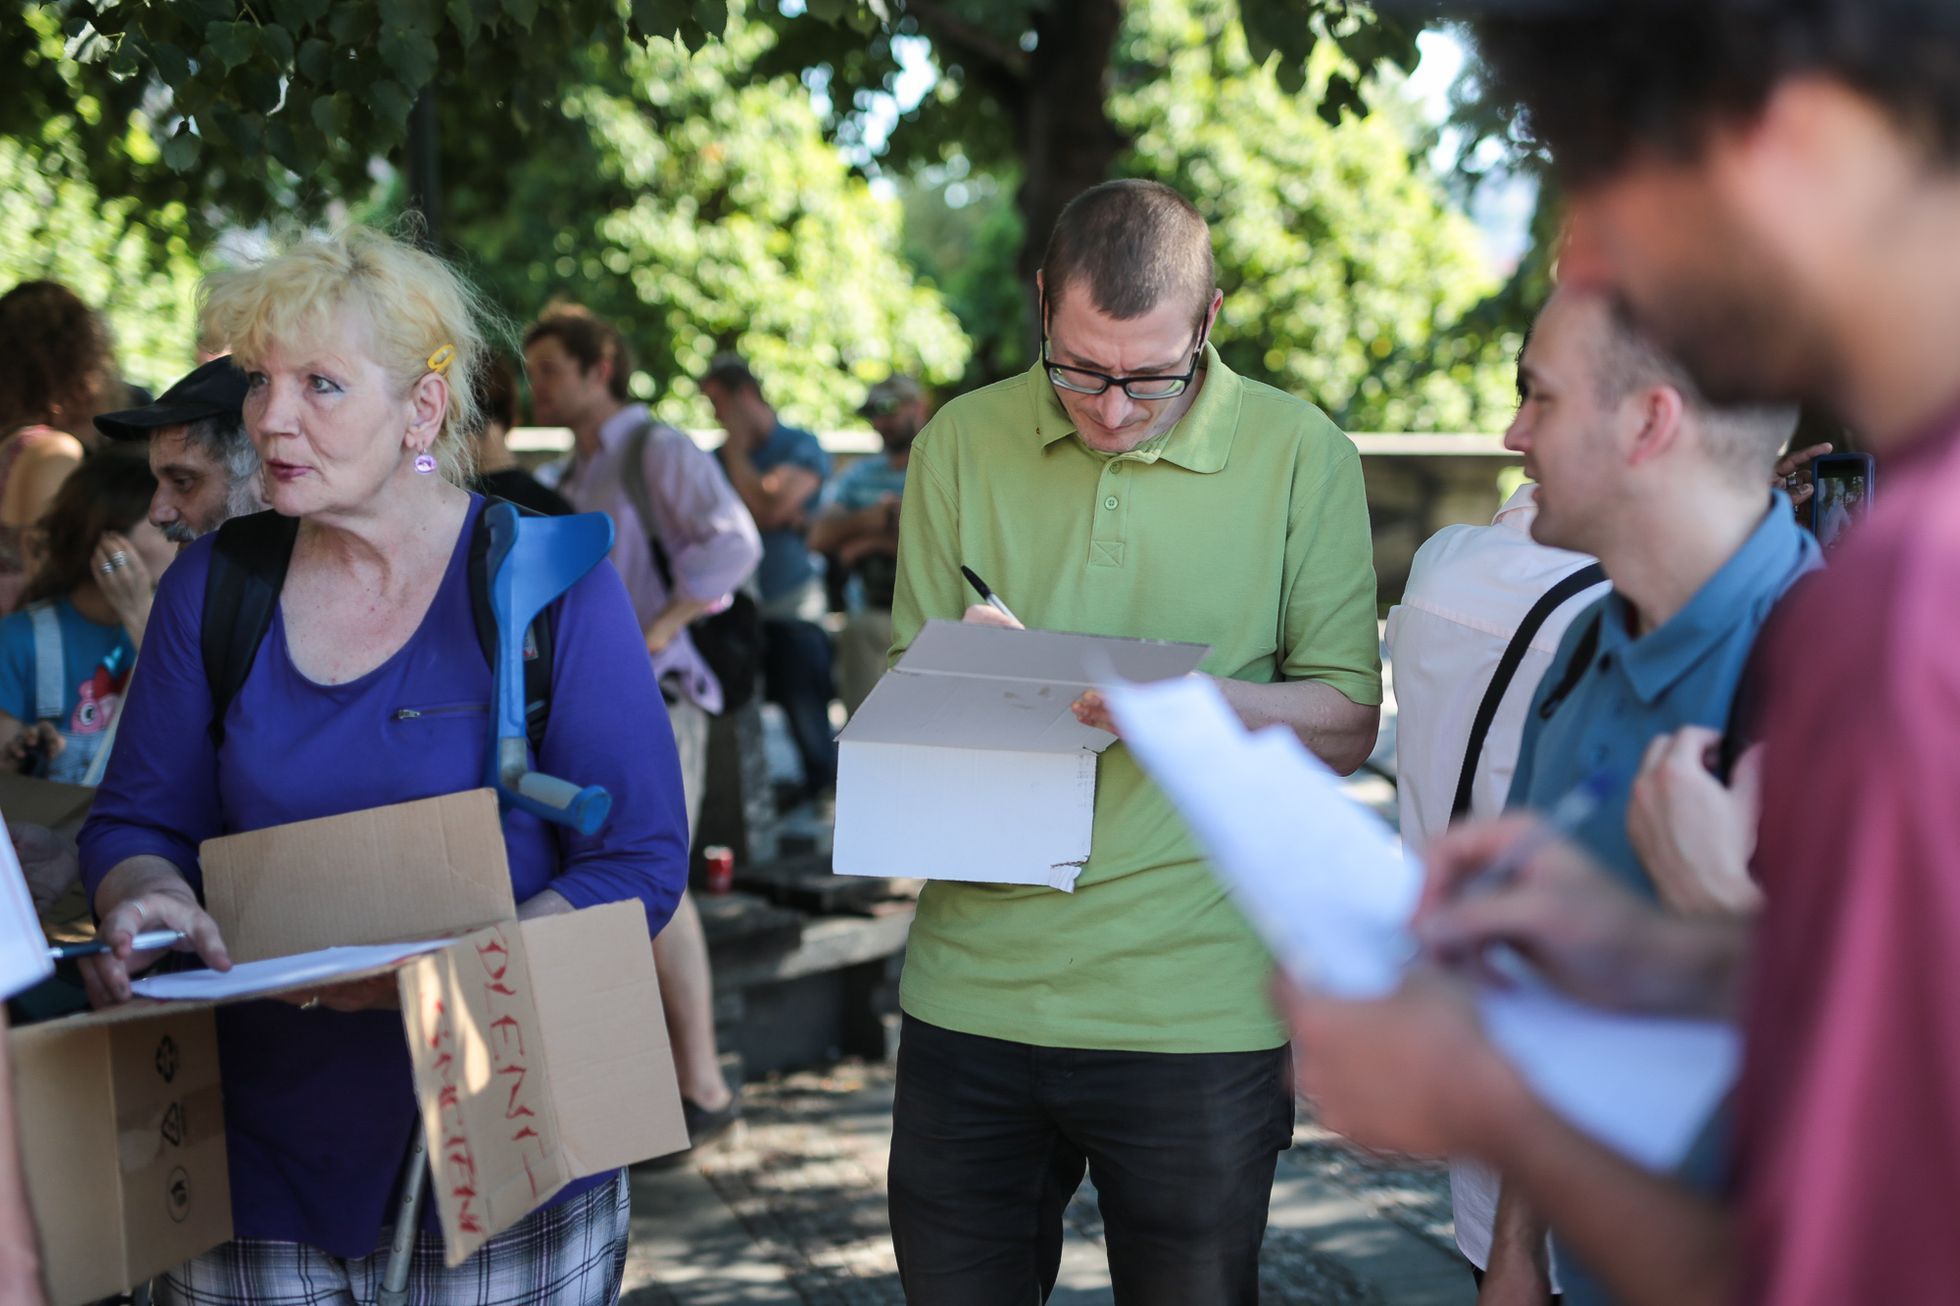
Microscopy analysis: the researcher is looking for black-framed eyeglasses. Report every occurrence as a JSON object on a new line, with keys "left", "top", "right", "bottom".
{"left": 1041, "top": 322, "right": 1208, "bottom": 401}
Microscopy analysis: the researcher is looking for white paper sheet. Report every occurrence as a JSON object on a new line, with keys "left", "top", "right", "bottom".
{"left": 1104, "top": 674, "right": 1741, "bottom": 1172}
{"left": 0, "top": 815, "right": 53, "bottom": 1000}
{"left": 131, "top": 938, "right": 455, "bottom": 1001}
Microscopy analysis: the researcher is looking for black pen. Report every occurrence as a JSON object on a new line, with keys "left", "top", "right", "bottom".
{"left": 960, "top": 566, "right": 1022, "bottom": 626}
{"left": 48, "top": 929, "right": 186, "bottom": 961}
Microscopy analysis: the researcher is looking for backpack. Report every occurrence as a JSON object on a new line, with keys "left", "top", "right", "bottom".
{"left": 1450, "top": 563, "right": 1607, "bottom": 819}
{"left": 200, "top": 504, "right": 554, "bottom": 751}
{"left": 619, "top": 421, "right": 763, "bottom": 713}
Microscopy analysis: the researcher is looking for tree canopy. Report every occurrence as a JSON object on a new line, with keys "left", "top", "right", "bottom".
{"left": 899, "top": 0, "right": 1518, "bottom": 432}
{"left": 436, "top": 3, "right": 971, "bottom": 430}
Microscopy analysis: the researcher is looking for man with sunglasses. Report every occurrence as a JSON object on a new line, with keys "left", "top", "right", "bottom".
{"left": 883, "top": 178, "right": 1382, "bottom": 1305}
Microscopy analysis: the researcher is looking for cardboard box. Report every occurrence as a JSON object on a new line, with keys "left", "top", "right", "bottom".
{"left": 832, "top": 620, "right": 1208, "bottom": 890}
{"left": 10, "top": 789, "right": 687, "bottom": 1303}
{"left": 0, "top": 772, "right": 95, "bottom": 832}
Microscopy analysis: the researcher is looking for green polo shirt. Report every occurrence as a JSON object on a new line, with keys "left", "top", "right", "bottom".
{"left": 889, "top": 344, "right": 1382, "bottom": 1053}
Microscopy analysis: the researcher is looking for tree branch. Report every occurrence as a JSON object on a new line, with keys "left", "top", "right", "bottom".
{"left": 903, "top": 0, "right": 1028, "bottom": 86}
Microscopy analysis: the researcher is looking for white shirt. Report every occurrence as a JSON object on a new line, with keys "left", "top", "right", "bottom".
{"left": 1383, "top": 483, "right": 1606, "bottom": 1274}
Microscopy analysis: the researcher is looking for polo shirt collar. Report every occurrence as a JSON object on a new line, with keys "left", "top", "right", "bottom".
{"left": 1594, "top": 493, "right": 1818, "bottom": 703}
{"left": 1030, "top": 342, "right": 1242, "bottom": 473}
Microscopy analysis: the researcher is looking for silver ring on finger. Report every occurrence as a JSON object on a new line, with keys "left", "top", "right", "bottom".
{"left": 98, "top": 562, "right": 117, "bottom": 574}
{"left": 110, "top": 550, "right": 130, "bottom": 565}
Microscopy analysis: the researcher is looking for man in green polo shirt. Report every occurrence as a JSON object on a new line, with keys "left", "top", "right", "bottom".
{"left": 884, "top": 179, "right": 1383, "bottom": 1304}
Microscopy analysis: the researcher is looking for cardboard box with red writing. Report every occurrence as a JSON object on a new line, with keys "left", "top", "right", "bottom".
{"left": 9, "top": 789, "right": 688, "bottom": 1305}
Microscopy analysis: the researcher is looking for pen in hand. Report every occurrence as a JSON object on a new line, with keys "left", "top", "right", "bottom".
{"left": 1453, "top": 769, "right": 1615, "bottom": 901}
{"left": 48, "top": 929, "right": 187, "bottom": 962}
{"left": 960, "top": 565, "right": 1022, "bottom": 627}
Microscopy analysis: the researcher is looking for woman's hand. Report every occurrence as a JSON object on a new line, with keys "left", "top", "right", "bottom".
{"left": 2, "top": 721, "right": 63, "bottom": 772}
{"left": 92, "top": 530, "right": 156, "bottom": 646}
{"left": 79, "top": 874, "right": 232, "bottom": 1008}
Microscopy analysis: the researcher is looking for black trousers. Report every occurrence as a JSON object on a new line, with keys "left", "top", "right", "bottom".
{"left": 887, "top": 1014, "right": 1294, "bottom": 1305}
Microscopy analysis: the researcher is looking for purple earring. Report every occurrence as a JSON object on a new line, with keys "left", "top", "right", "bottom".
{"left": 414, "top": 452, "right": 438, "bottom": 474}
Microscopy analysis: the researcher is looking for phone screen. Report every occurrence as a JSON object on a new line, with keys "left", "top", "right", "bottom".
{"left": 1812, "top": 459, "right": 1874, "bottom": 551}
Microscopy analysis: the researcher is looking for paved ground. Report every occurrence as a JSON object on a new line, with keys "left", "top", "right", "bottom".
{"left": 621, "top": 1060, "right": 1471, "bottom": 1306}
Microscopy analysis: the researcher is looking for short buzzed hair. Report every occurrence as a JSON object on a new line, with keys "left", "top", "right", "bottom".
{"left": 701, "top": 352, "right": 763, "bottom": 400}
{"left": 1040, "top": 180, "right": 1216, "bottom": 324}
{"left": 1593, "top": 296, "right": 1798, "bottom": 478}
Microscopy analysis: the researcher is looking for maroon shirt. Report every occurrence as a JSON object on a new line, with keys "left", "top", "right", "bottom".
{"left": 1739, "top": 420, "right": 1960, "bottom": 1302}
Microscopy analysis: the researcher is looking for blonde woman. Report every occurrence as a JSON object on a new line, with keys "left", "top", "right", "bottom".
{"left": 75, "top": 228, "right": 688, "bottom": 1304}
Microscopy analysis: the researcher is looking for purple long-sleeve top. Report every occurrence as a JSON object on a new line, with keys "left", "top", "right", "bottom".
{"left": 561, "top": 403, "right": 763, "bottom": 714}
{"left": 78, "top": 495, "right": 688, "bottom": 1256}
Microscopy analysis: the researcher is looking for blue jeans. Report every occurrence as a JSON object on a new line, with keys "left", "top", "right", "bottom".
{"left": 887, "top": 1014, "right": 1293, "bottom": 1305}
{"left": 762, "top": 616, "right": 835, "bottom": 792}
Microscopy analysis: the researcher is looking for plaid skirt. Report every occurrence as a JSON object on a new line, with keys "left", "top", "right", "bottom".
{"left": 152, "top": 1169, "right": 631, "bottom": 1306}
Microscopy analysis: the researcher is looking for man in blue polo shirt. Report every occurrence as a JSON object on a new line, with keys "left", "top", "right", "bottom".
{"left": 701, "top": 354, "right": 836, "bottom": 795}
{"left": 1471, "top": 287, "right": 1818, "bottom": 1306}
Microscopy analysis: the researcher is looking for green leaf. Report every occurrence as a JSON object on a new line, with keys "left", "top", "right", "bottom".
{"left": 368, "top": 79, "right": 414, "bottom": 131}
{"left": 149, "top": 40, "right": 194, "bottom": 90}
{"left": 693, "top": 0, "right": 729, "bottom": 37}
{"left": 329, "top": 6, "right": 377, "bottom": 44}
{"left": 297, "top": 37, "right": 332, "bottom": 83}
{"left": 448, "top": 0, "right": 482, "bottom": 46}
{"left": 204, "top": 103, "right": 260, "bottom": 156}
{"left": 380, "top": 0, "right": 442, "bottom": 35}
{"left": 270, "top": 0, "right": 333, "bottom": 27}
{"left": 379, "top": 29, "right": 439, "bottom": 88}
{"left": 204, "top": 20, "right": 257, "bottom": 72}
{"left": 161, "top": 123, "right": 200, "bottom": 171}
{"left": 264, "top": 117, "right": 306, "bottom": 172}
{"left": 630, "top": 0, "right": 674, "bottom": 38}
{"left": 311, "top": 91, "right": 352, "bottom": 138}
{"left": 259, "top": 24, "right": 296, "bottom": 67}
{"left": 240, "top": 67, "right": 284, "bottom": 112}
{"left": 503, "top": 0, "right": 539, "bottom": 31}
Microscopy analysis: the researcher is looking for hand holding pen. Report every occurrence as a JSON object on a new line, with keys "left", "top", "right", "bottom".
{"left": 960, "top": 566, "right": 1023, "bottom": 628}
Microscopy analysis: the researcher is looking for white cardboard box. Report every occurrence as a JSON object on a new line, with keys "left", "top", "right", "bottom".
{"left": 833, "top": 621, "right": 1208, "bottom": 891}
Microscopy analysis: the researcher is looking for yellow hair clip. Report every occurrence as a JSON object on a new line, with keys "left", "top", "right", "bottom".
{"left": 426, "top": 344, "right": 456, "bottom": 374}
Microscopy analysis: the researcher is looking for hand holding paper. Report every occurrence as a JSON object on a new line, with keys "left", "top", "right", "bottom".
{"left": 1103, "top": 675, "right": 1741, "bottom": 1172}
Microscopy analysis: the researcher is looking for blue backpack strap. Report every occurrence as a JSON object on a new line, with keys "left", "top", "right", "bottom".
{"left": 201, "top": 511, "right": 299, "bottom": 748}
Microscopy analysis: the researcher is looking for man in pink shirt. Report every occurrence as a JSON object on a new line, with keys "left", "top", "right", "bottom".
{"left": 1287, "top": 3, "right": 1960, "bottom": 1304}
{"left": 525, "top": 305, "right": 762, "bottom": 1153}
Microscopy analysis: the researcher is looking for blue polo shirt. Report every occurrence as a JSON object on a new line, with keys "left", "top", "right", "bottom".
{"left": 1507, "top": 493, "right": 1817, "bottom": 1306}
{"left": 731, "top": 420, "right": 830, "bottom": 603}
{"left": 1508, "top": 495, "right": 1820, "bottom": 894}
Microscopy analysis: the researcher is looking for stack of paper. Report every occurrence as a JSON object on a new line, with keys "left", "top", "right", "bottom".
{"left": 0, "top": 817, "right": 53, "bottom": 1000}
{"left": 130, "top": 939, "right": 456, "bottom": 1002}
{"left": 1104, "top": 675, "right": 1740, "bottom": 1172}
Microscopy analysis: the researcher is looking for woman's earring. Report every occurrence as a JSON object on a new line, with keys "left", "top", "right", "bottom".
{"left": 414, "top": 452, "right": 438, "bottom": 475}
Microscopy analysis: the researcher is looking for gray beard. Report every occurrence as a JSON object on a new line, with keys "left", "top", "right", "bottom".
{"left": 162, "top": 520, "right": 199, "bottom": 546}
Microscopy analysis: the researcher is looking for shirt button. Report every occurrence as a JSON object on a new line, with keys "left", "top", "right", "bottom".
{"left": 1109, "top": 463, "right": 1123, "bottom": 476}
{"left": 1104, "top": 496, "right": 1119, "bottom": 510}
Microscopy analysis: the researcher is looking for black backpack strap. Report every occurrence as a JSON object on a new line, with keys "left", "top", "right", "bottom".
{"left": 1712, "top": 568, "right": 1818, "bottom": 782}
{"left": 1451, "top": 563, "right": 1609, "bottom": 819}
{"left": 202, "top": 511, "right": 301, "bottom": 748}
{"left": 466, "top": 497, "right": 554, "bottom": 755}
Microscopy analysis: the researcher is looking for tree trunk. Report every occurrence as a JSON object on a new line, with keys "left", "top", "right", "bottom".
{"left": 1014, "top": 0, "right": 1128, "bottom": 338}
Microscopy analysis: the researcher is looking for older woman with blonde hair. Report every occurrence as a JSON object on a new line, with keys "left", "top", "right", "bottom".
{"left": 74, "top": 227, "right": 689, "bottom": 1304}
